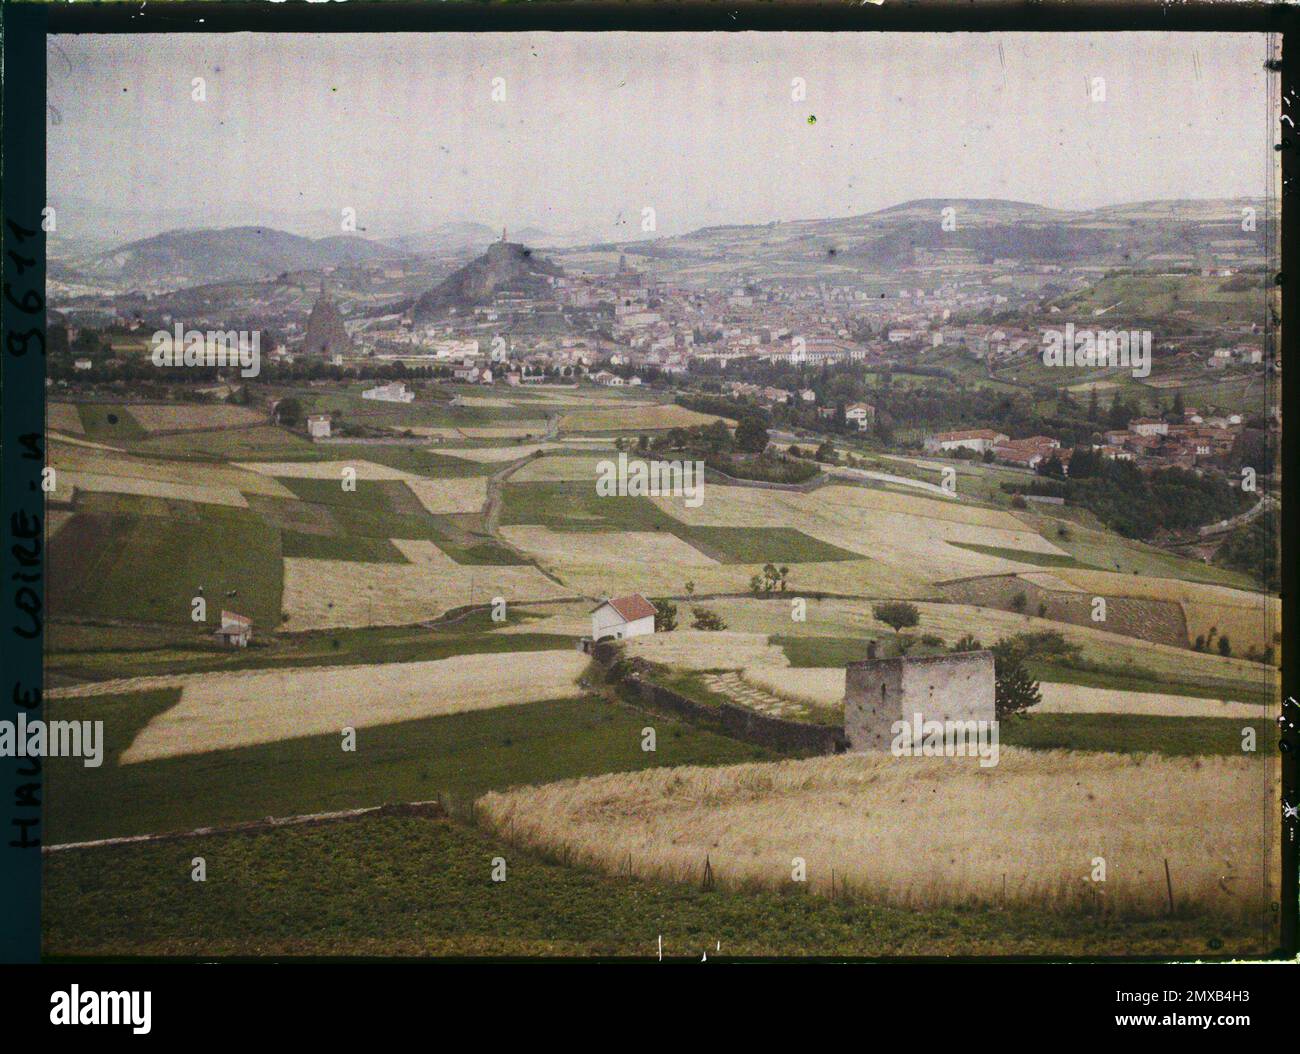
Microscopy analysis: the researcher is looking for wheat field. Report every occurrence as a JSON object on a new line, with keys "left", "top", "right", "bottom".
{"left": 740, "top": 665, "right": 845, "bottom": 707}
{"left": 624, "top": 630, "right": 788, "bottom": 670}
{"left": 405, "top": 477, "right": 489, "bottom": 515}
{"left": 478, "top": 750, "right": 1277, "bottom": 919}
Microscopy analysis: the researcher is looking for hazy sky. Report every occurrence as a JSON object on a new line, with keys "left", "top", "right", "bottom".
{"left": 48, "top": 31, "right": 1273, "bottom": 240}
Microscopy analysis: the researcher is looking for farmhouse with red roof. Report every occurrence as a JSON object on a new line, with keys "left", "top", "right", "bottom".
{"left": 590, "top": 593, "right": 657, "bottom": 643}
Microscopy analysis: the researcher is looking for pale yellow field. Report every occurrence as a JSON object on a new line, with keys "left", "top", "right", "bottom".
{"left": 234, "top": 459, "right": 420, "bottom": 481}
{"left": 47, "top": 403, "right": 85, "bottom": 435}
{"left": 1034, "top": 683, "right": 1266, "bottom": 718}
{"left": 455, "top": 396, "right": 518, "bottom": 408}
{"left": 59, "top": 470, "right": 250, "bottom": 509}
{"left": 118, "top": 649, "right": 589, "bottom": 763}
{"left": 559, "top": 403, "right": 735, "bottom": 433}
{"left": 740, "top": 665, "right": 844, "bottom": 707}
{"left": 437, "top": 443, "right": 562, "bottom": 463}
{"left": 479, "top": 750, "right": 1275, "bottom": 918}
{"left": 405, "top": 477, "right": 488, "bottom": 515}
{"left": 502, "top": 526, "right": 718, "bottom": 570}
{"left": 126, "top": 403, "right": 265, "bottom": 432}
{"left": 624, "top": 630, "right": 788, "bottom": 670}
{"left": 280, "top": 538, "right": 573, "bottom": 629}
{"left": 509, "top": 455, "right": 609, "bottom": 482}
{"left": 49, "top": 441, "right": 295, "bottom": 499}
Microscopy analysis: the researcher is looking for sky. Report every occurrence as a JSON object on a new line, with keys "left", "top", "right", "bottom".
{"left": 47, "top": 31, "right": 1274, "bottom": 241}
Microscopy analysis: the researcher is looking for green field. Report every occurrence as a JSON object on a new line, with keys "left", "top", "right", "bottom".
{"left": 76, "top": 403, "right": 147, "bottom": 440}
{"left": 280, "top": 530, "right": 407, "bottom": 562}
{"left": 1026, "top": 660, "right": 1274, "bottom": 707}
{"left": 1022, "top": 516, "right": 1257, "bottom": 589}
{"left": 289, "top": 387, "right": 551, "bottom": 428}
{"left": 44, "top": 693, "right": 772, "bottom": 844}
{"left": 42, "top": 814, "right": 1260, "bottom": 958}
{"left": 947, "top": 541, "right": 1092, "bottom": 569}
{"left": 1000, "top": 713, "right": 1270, "bottom": 757}
{"left": 48, "top": 504, "right": 283, "bottom": 627}
{"left": 129, "top": 425, "right": 318, "bottom": 461}
{"left": 1050, "top": 273, "right": 1265, "bottom": 326}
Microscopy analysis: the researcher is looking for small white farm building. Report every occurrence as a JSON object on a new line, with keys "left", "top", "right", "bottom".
{"left": 213, "top": 610, "right": 253, "bottom": 648}
{"left": 591, "top": 594, "right": 656, "bottom": 643}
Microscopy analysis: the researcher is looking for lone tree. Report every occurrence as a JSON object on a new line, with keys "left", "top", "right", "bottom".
{"left": 872, "top": 600, "right": 920, "bottom": 634}
{"left": 651, "top": 599, "right": 678, "bottom": 633}
{"left": 991, "top": 639, "right": 1042, "bottom": 719}
{"left": 690, "top": 606, "right": 727, "bottom": 631}
{"left": 276, "top": 397, "right": 304, "bottom": 427}
{"left": 734, "top": 415, "right": 770, "bottom": 454}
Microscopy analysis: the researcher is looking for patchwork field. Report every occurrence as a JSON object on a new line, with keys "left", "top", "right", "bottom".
{"left": 113, "top": 649, "right": 590, "bottom": 762}
{"left": 281, "top": 538, "right": 573, "bottom": 629}
{"left": 479, "top": 750, "right": 1275, "bottom": 919}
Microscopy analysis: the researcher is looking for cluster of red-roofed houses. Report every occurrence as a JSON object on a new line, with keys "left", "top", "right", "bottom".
{"left": 923, "top": 410, "right": 1245, "bottom": 476}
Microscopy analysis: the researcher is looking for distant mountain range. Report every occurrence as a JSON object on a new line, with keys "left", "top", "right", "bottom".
{"left": 64, "top": 227, "right": 407, "bottom": 289}
{"left": 596, "top": 197, "right": 1268, "bottom": 275}
{"left": 54, "top": 197, "right": 1269, "bottom": 298}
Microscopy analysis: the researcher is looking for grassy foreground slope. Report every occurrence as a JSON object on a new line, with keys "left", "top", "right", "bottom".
{"left": 43, "top": 814, "right": 1265, "bottom": 958}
